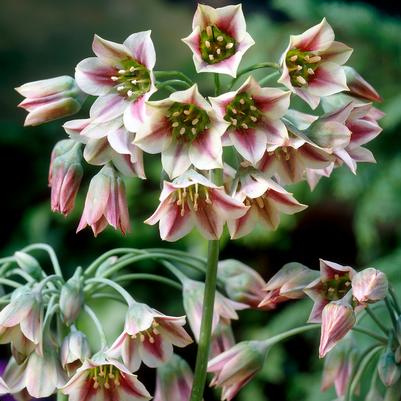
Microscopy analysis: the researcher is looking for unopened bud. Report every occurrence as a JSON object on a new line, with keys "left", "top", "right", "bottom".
{"left": 14, "top": 251, "right": 42, "bottom": 280}
{"left": 61, "top": 329, "right": 90, "bottom": 375}
{"left": 378, "top": 349, "right": 401, "bottom": 387}
{"left": 352, "top": 268, "right": 388, "bottom": 304}
{"left": 344, "top": 66, "right": 382, "bottom": 103}
{"left": 59, "top": 268, "right": 84, "bottom": 325}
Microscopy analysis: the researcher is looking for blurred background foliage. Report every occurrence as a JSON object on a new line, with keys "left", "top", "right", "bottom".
{"left": 1, "top": 0, "right": 401, "bottom": 400}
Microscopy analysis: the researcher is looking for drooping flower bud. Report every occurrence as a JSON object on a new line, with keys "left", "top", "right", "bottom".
{"left": 59, "top": 268, "right": 84, "bottom": 326}
{"left": 49, "top": 139, "right": 83, "bottom": 216}
{"left": 210, "top": 320, "right": 236, "bottom": 359}
{"left": 154, "top": 354, "right": 193, "bottom": 401}
{"left": 16, "top": 76, "right": 86, "bottom": 126}
{"left": 344, "top": 66, "right": 382, "bottom": 102}
{"left": 378, "top": 349, "right": 401, "bottom": 387}
{"left": 14, "top": 251, "right": 42, "bottom": 281}
{"left": 351, "top": 268, "right": 388, "bottom": 305}
{"left": 61, "top": 329, "right": 90, "bottom": 376}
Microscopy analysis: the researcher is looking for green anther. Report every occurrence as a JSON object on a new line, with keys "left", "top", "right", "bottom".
{"left": 285, "top": 49, "right": 321, "bottom": 87}
{"left": 224, "top": 92, "right": 262, "bottom": 131}
{"left": 323, "top": 273, "right": 352, "bottom": 301}
{"left": 199, "top": 25, "right": 236, "bottom": 64}
{"left": 167, "top": 102, "right": 210, "bottom": 142}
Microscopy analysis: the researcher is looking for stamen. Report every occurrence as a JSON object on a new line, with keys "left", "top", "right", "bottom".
{"left": 250, "top": 105, "right": 257, "bottom": 111}
{"left": 296, "top": 76, "right": 307, "bottom": 85}
{"left": 173, "top": 111, "right": 181, "bottom": 117}
{"left": 231, "top": 108, "right": 237, "bottom": 114}
{"left": 256, "top": 197, "right": 264, "bottom": 208}
{"left": 129, "top": 66, "right": 137, "bottom": 72}
{"left": 334, "top": 274, "right": 339, "bottom": 280}
{"left": 104, "top": 382, "right": 110, "bottom": 389}
{"left": 131, "top": 80, "right": 138, "bottom": 85}
{"left": 216, "top": 48, "right": 221, "bottom": 55}
{"left": 93, "top": 381, "right": 99, "bottom": 389}
{"left": 231, "top": 118, "right": 237, "bottom": 125}
{"left": 172, "top": 122, "right": 179, "bottom": 128}
{"left": 111, "top": 76, "right": 119, "bottom": 81}
{"left": 205, "top": 40, "right": 211, "bottom": 48}
{"left": 127, "top": 90, "right": 133, "bottom": 97}
{"left": 191, "top": 127, "right": 197, "bottom": 135}
{"left": 308, "top": 55, "right": 321, "bottom": 63}
{"left": 226, "top": 43, "right": 234, "bottom": 49}
{"left": 296, "top": 65, "right": 302, "bottom": 71}
{"left": 290, "top": 55, "right": 298, "bottom": 62}
{"left": 117, "top": 86, "right": 125, "bottom": 91}
{"left": 153, "top": 328, "right": 159, "bottom": 335}
{"left": 307, "top": 68, "right": 315, "bottom": 75}
{"left": 239, "top": 98, "right": 245, "bottom": 105}
{"left": 209, "top": 54, "right": 215, "bottom": 61}
{"left": 118, "top": 69, "right": 126, "bottom": 74}
{"left": 217, "top": 35, "right": 224, "bottom": 42}
{"left": 192, "top": 118, "right": 199, "bottom": 125}
{"left": 206, "top": 26, "right": 213, "bottom": 37}
{"left": 205, "top": 189, "right": 211, "bottom": 204}
{"left": 241, "top": 123, "right": 248, "bottom": 129}
{"left": 183, "top": 110, "right": 191, "bottom": 115}
{"left": 328, "top": 288, "right": 335, "bottom": 293}
{"left": 180, "top": 127, "right": 186, "bottom": 135}
{"left": 345, "top": 281, "right": 351, "bottom": 287}
{"left": 140, "top": 333, "right": 145, "bottom": 342}
{"left": 250, "top": 116, "right": 257, "bottom": 122}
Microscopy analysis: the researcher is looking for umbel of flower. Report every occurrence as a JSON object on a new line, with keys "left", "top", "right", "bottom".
{"left": 209, "top": 76, "right": 291, "bottom": 165}
{"left": 208, "top": 340, "right": 269, "bottom": 401}
{"left": 59, "top": 268, "right": 84, "bottom": 326}
{"left": 62, "top": 353, "right": 151, "bottom": 401}
{"left": 109, "top": 302, "right": 193, "bottom": 372}
{"left": 278, "top": 18, "right": 352, "bottom": 109}
{"left": 135, "top": 85, "right": 228, "bottom": 179}
{"left": 15, "top": 75, "right": 86, "bottom": 126}
{"left": 77, "top": 164, "right": 130, "bottom": 236}
{"left": 146, "top": 170, "right": 248, "bottom": 241}
{"left": 61, "top": 330, "right": 91, "bottom": 376}
{"left": 351, "top": 268, "right": 388, "bottom": 305}
{"left": 228, "top": 171, "right": 307, "bottom": 239}
{"left": 48, "top": 139, "right": 83, "bottom": 216}
{"left": 182, "top": 4, "right": 255, "bottom": 77}
{"left": 75, "top": 32, "right": 156, "bottom": 129}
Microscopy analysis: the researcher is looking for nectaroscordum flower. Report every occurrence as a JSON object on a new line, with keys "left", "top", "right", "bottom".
{"left": 182, "top": 4, "right": 255, "bottom": 77}
{"left": 15, "top": 76, "right": 86, "bottom": 126}
{"left": 109, "top": 302, "right": 192, "bottom": 372}
{"left": 145, "top": 170, "right": 248, "bottom": 241}
{"left": 210, "top": 320, "right": 236, "bottom": 359}
{"left": 278, "top": 18, "right": 352, "bottom": 109}
{"left": 75, "top": 32, "right": 156, "bottom": 129}
{"left": 344, "top": 66, "right": 382, "bottom": 103}
{"left": 209, "top": 76, "right": 290, "bottom": 165}
{"left": 61, "top": 330, "right": 91, "bottom": 376}
{"left": 135, "top": 85, "right": 228, "bottom": 179}
{"left": 77, "top": 164, "right": 130, "bottom": 236}
{"left": 62, "top": 353, "right": 151, "bottom": 401}
{"left": 351, "top": 268, "right": 388, "bottom": 305}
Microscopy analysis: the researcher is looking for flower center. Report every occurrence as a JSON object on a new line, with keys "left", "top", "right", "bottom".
{"left": 175, "top": 183, "right": 212, "bottom": 216}
{"left": 199, "top": 25, "right": 236, "bottom": 64}
{"left": 224, "top": 93, "right": 262, "bottom": 131}
{"left": 131, "top": 320, "right": 160, "bottom": 344}
{"left": 285, "top": 49, "right": 321, "bottom": 87}
{"left": 167, "top": 102, "right": 210, "bottom": 142}
{"left": 268, "top": 147, "right": 292, "bottom": 161}
{"left": 323, "top": 273, "right": 352, "bottom": 301}
{"left": 89, "top": 364, "right": 121, "bottom": 390}
{"left": 111, "top": 59, "right": 151, "bottom": 100}
{"left": 245, "top": 196, "right": 266, "bottom": 209}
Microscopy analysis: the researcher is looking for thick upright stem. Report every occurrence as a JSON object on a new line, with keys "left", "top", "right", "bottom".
{"left": 189, "top": 238, "right": 220, "bottom": 401}
{"left": 57, "top": 392, "right": 68, "bottom": 401}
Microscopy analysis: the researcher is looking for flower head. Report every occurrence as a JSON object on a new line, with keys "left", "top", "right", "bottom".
{"left": 109, "top": 302, "right": 192, "bottom": 372}
{"left": 182, "top": 4, "right": 255, "bottom": 77}
{"left": 145, "top": 170, "right": 248, "bottom": 241}
{"left": 135, "top": 85, "right": 228, "bottom": 178}
{"left": 278, "top": 18, "right": 352, "bottom": 109}
{"left": 351, "top": 268, "right": 388, "bottom": 305}
{"left": 16, "top": 76, "right": 86, "bottom": 126}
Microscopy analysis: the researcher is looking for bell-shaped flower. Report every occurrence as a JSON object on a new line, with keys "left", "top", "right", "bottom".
{"left": 75, "top": 32, "right": 156, "bottom": 129}
{"left": 61, "top": 330, "right": 91, "bottom": 376}
{"left": 209, "top": 76, "right": 290, "bottom": 165}
{"left": 48, "top": 139, "right": 83, "bottom": 216}
{"left": 62, "top": 353, "right": 151, "bottom": 401}
{"left": 182, "top": 4, "right": 255, "bottom": 77}
{"left": 59, "top": 269, "right": 84, "bottom": 326}
{"left": 319, "top": 295, "right": 356, "bottom": 358}
{"left": 182, "top": 278, "right": 247, "bottom": 342}
{"left": 109, "top": 302, "right": 192, "bottom": 372}
{"left": 259, "top": 262, "right": 319, "bottom": 310}
{"left": 77, "top": 164, "right": 130, "bottom": 236}
{"left": 378, "top": 349, "right": 401, "bottom": 387}
{"left": 154, "top": 354, "right": 193, "bottom": 401}
{"left": 208, "top": 340, "right": 269, "bottom": 401}
{"left": 344, "top": 66, "right": 382, "bottom": 103}
{"left": 146, "top": 170, "right": 248, "bottom": 241}
{"left": 304, "top": 259, "right": 356, "bottom": 323}
{"left": 305, "top": 164, "right": 335, "bottom": 190}
{"left": 278, "top": 18, "right": 352, "bottom": 109}
{"left": 351, "top": 268, "right": 388, "bottom": 305}
{"left": 15, "top": 76, "right": 86, "bottom": 126}
{"left": 135, "top": 85, "right": 228, "bottom": 179}
{"left": 228, "top": 171, "right": 307, "bottom": 239}
{"left": 210, "top": 320, "right": 236, "bottom": 359}
{"left": 218, "top": 259, "right": 267, "bottom": 309}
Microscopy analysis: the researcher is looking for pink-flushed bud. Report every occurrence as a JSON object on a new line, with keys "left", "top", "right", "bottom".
{"left": 351, "top": 268, "right": 388, "bottom": 305}
{"left": 14, "top": 251, "right": 42, "bottom": 281}
{"left": 77, "top": 164, "right": 130, "bottom": 236}
{"left": 319, "top": 296, "right": 356, "bottom": 358}
{"left": 16, "top": 76, "right": 86, "bottom": 126}
{"left": 217, "top": 259, "right": 267, "bottom": 309}
{"left": 210, "top": 320, "right": 236, "bottom": 359}
{"left": 378, "top": 349, "right": 401, "bottom": 387}
{"left": 259, "top": 262, "right": 319, "bottom": 310}
{"left": 59, "top": 268, "right": 84, "bottom": 326}
{"left": 208, "top": 340, "right": 269, "bottom": 401}
{"left": 61, "top": 329, "right": 91, "bottom": 376}
{"left": 154, "top": 354, "right": 193, "bottom": 401}
{"left": 109, "top": 302, "right": 192, "bottom": 372}
{"left": 49, "top": 139, "right": 83, "bottom": 216}
{"left": 344, "top": 66, "right": 382, "bottom": 102}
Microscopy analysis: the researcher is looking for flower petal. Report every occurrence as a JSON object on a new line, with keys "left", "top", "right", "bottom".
{"left": 139, "top": 334, "right": 173, "bottom": 368}
{"left": 162, "top": 140, "right": 191, "bottom": 179}
{"left": 291, "top": 18, "right": 334, "bottom": 52}
{"left": 228, "top": 128, "right": 267, "bottom": 165}
{"left": 90, "top": 93, "right": 129, "bottom": 123}
{"left": 123, "top": 31, "right": 156, "bottom": 70}
{"left": 308, "top": 62, "right": 348, "bottom": 97}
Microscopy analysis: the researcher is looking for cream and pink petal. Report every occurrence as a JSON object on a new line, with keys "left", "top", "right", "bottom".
{"left": 189, "top": 130, "right": 223, "bottom": 171}
{"left": 291, "top": 18, "right": 334, "bottom": 52}
{"left": 229, "top": 128, "right": 267, "bottom": 165}
{"left": 123, "top": 31, "right": 156, "bottom": 70}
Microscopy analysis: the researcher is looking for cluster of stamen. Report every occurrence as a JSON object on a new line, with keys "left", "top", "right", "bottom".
{"left": 111, "top": 59, "right": 151, "bottom": 99}
{"left": 200, "top": 25, "right": 236, "bottom": 64}
{"left": 224, "top": 92, "right": 262, "bottom": 131}
{"left": 245, "top": 196, "right": 267, "bottom": 209}
{"left": 89, "top": 364, "right": 121, "bottom": 390}
{"left": 323, "top": 273, "right": 352, "bottom": 301}
{"left": 132, "top": 320, "right": 160, "bottom": 344}
{"left": 285, "top": 49, "right": 322, "bottom": 87}
{"left": 267, "top": 147, "right": 292, "bottom": 161}
{"left": 167, "top": 102, "right": 210, "bottom": 142}
{"left": 175, "top": 183, "right": 212, "bottom": 216}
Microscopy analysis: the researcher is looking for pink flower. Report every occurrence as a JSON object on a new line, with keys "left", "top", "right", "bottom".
{"left": 278, "top": 18, "right": 352, "bottom": 109}
{"left": 344, "top": 66, "right": 382, "bottom": 103}
{"left": 228, "top": 171, "right": 307, "bottom": 239}
{"left": 62, "top": 353, "right": 151, "bottom": 401}
{"left": 48, "top": 139, "right": 83, "bottom": 216}
{"left": 209, "top": 76, "right": 290, "bottom": 165}
{"left": 15, "top": 76, "right": 86, "bottom": 126}
{"left": 351, "top": 268, "right": 388, "bottom": 305}
{"left": 75, "top": 32, "right": 156, "bottom": 130}
{"left": 208, "top": 341, "right": 268, "bottom": 401}
{"left": 77, "top": 165, "right": 130, "bottom": 236}
{"left": 135, "top": 85, "right": 228, "bottom": 179}
{"left": 109, "top": 302, "right": 192, "bottom": 372}
{"left": 304, "top": 259, "right": 356, "bottom": 323}
{"left": 182, "top": 4, "right": 255, "bottom": 77}
{"left": 145, "top": 170, "right": 248, "bottom": 241}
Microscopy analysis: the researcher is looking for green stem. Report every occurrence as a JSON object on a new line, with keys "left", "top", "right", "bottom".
{"left": 154, "top": 70, "right": 194, "bottom": 85}
{"left": 161, "top": 260, "right": 189, "bottom": 284}
{"left": 384, "top": 297, "right": 398, "bottom": 333}
{"left": 6, "top": 269, "right": 35, "bottom": 282}
{"left": 0, "top": 278, "right": 22, "bottom": 288}
{"left": 0, "top": 256, "right": 16, "bottom": 265}
{"left": 84, "top": 305, "right": 108, "bottom": 349}
{"left": 115, "top": 273, "right": 182, "bottom": 291}
{"left": 263, "top": 324, "right": 320, "bottom": 346}
{"left": 57, "top": 391, "right": 68, "bottom": 401}
{"left": 389, "top": 286, "right": 401, "bottom": 315}
{"left": 86, "top": 277, "right": 135, "bottom": 306}
{"left": 147, "top": 248, "right": 207, "bottom": 265}
{"left": 156, "top": 79, "right": 191, "bottom": 91}
{"left": 214, "top": 74, "right": 221, "bottom": 96}
{"left": 365, "top": 306, "right": 389, "bottom": 335}
{"left": 230, "top": 62, "right": 280, "bottom": 88}
{"left": 258, "top": 70, "right": 280, "bottom": 86}
{"left": 351, "top": 326, "right": 387, "bottom": 343}
{"left": 21, "top": 244, "right": 63, "bottom": 278}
